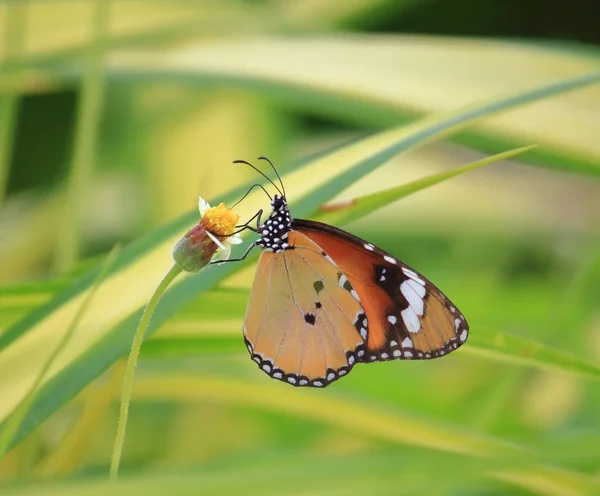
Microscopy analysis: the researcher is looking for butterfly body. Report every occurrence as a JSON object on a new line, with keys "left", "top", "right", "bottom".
{"left": 242, "top": 194, "right": 469, "bottom": 388}
{"left": 254, "top": 195, "right": 292, "bottom": 253}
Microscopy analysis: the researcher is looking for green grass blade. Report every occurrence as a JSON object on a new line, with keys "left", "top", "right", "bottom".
{"left": 54, "top": 1, "right": 110, "bottom": 274}
{"left": 0, "top": 452, "right": 505, "bottom": 495}
{"left": 109, "top": 40, "right": 600, "bottom": 177}
{"left": 0, "top": 3, "right": 27, "bottom": 206}
{"left": 0, "top": 245, "right": 119, "bottom": 456}
{"left": 142, "top": 326, "right": 600, "bottom": 383}
{"left": 464, "top": 327, "right": 600, "bottom": 382}
{"left": 315, "top": 145, "right": 537, "bottom": 226}
{"left": 126, "top": 373, "right": 598, "bottom": 494}
{"left": 131, "top": 374, "right": 532, "bottom": 459}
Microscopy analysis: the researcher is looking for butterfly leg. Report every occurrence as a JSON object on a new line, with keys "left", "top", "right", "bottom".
{"left": 209, "top": 241, "right": 257, "bottom": 265}
{"left": 231, "top": 209, "right": 263, "bottom": 235}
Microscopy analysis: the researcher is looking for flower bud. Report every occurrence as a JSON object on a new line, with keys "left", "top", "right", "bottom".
{"left": 172, "top": 197, "right": 243, "bottom": 273}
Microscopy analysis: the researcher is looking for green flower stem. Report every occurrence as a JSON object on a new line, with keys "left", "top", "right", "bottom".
{"left": 110, "top": 263, "right": 182, "bottom": 481}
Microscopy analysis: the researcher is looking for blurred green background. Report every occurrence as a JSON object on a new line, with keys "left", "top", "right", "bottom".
{"left": 1, "top": 1, "right": 599, "bottom": 495}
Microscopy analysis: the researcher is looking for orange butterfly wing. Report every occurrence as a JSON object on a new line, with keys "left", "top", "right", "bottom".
{"left": 292, "top": 219, "right": 468, "bottom": 362}
{"left": 243, "top": 230, "right": 367, "bottom": 387}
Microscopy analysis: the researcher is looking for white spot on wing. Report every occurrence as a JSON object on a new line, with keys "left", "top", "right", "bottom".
{"left": 387, "top": 315, "right": 397, "bottom": 325}
{"left": 460, "top": 329, "right": 468, "bottom": 342}
{"left": 360, "top": 327, "right": 368, "bottom": 340}
{"left": 404, "top": 351, "right": 414, "bottom": 358}
{"left": 406, "top": 279, "right": 426, "bottom": 298}
{"left": 454, "top": 318, "right": 461, "bottom": 330}
{"left": 327, "top": 372, "right": 335, "bottom": 381}
{"left": 364, "top": 243, "right": 374, "bottom": 251}
{"left": 401, "top": 281, "right": 424, "bottom": 316}
{"left": 393, "top": 350, "right": 401, "bottom": 357}
{"left": 401, "top": 307, "right": 421, "bottom": 333}
{"left": 403, "top": 268, "right": 425, "bottom": 286}
{"left": 273, "top": 372, "right": 282, "bottom": 379}
{"left": 403, "top": 268, "right": 419, "bottom": 279}
{"left": 401, "top": 337, "right": 413, "bottom": 348}
{"left": 288, "top": 377, "right": 297, "bottom": 384}
{"left": 262, "top": 364, "right": 271, "bottom": 373}
{"left": 383, "top": 255, "right": 396, "bottom": 264}
{"left": 390, "top": 340, "right": 398, "bottom": 346}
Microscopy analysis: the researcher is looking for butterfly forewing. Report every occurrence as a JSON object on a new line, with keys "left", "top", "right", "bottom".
{"left": 243, "top": 230, "right": 367, "bottom": 387}
{"left": 292, "top": 219, "right": 469, "bottom": 362}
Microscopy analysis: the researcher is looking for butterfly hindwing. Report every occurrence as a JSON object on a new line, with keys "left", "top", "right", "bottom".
{"left": 243, "top": 230, "right": 367, "bottom": 387}
{"left": 292, "top": 219, "right": 469, "bottom": 362}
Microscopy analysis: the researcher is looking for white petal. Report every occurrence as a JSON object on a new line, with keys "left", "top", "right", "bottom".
{"left": 198, "top": 196, "right": 210, "bottom": 217}
{"left": 213, "top": 245, "right": 231, "bottom": 262}
{"left": 228, "top": 234, "right": 243, "bottom": 245}
{"left": 206, "top": 231, "right": 226, "bottom": 250}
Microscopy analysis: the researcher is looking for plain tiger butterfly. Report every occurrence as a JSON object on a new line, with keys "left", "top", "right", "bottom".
{"left": 218, "top": 157, "right": 469, "bottom": 388}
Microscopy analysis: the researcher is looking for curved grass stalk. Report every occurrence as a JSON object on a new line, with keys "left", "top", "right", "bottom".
{"left": 109, "top": 263, "right": 182, "bottom": 480}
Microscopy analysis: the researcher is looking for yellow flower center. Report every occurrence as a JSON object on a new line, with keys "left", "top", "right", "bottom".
{"left": 203, "top": 202, "right": 239, "bottom": 236}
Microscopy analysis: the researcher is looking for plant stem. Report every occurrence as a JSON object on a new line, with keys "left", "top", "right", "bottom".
{"left": 109, "top": 263, "right": 182, "bottom": 480}
{"left": 54, "top": 0, "right": 110, "bottom": 273}
{"left": 0, "top": 3, "right": 28, "bottom": 206}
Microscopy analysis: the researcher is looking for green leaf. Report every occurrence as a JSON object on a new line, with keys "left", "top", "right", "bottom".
{"left": 0, "top": 247, "right": 119, "bottom": 456}
{"left": 464, "top": 327, "right": 600, "bottom": 382}
{"left": 108, "top": 38, "right": 600, "bottom": 177}
{"left": 315, "top": 144, "right": 538, "bottom": 226}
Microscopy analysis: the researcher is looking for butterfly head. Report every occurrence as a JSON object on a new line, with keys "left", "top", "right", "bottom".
{"left": 256, "top": 194, "right": 292, "bottom": 252}
{"left": 271, "top": 194, "right": 287, "bottom": 210}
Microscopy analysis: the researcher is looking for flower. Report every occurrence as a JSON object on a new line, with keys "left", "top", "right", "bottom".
{"left": 172, "top": 197, "right": 243, "bottom": 272}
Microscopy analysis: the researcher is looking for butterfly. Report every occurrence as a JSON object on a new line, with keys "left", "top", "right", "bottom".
{"left": 219, "top": 157, "right": 469, "bottom": 388}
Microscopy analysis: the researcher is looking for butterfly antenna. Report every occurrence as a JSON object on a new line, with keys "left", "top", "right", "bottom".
{"left": 258, "top": 156, "right": 286, "bottom": 197}
{"left": 233, "top": 159, "right": 283, "bottom": 197}
{"left": 231, "top": 183, "right": 272, "bottom": 209}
